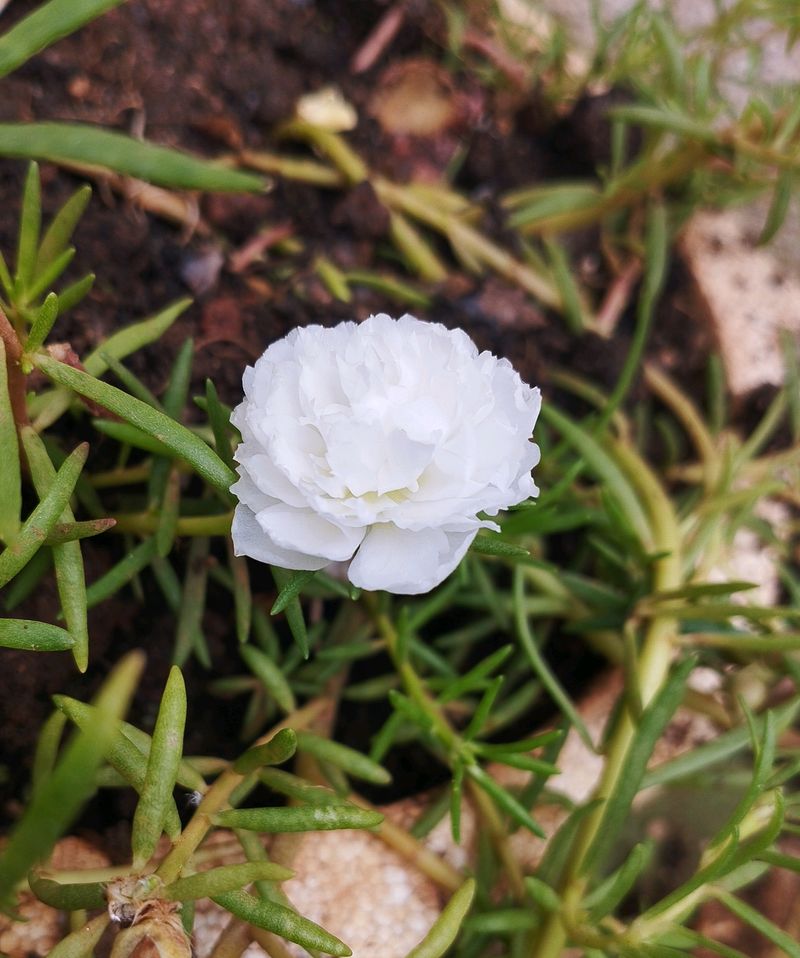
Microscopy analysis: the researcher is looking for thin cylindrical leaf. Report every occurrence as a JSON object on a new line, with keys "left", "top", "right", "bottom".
{"left": 214, "top": 889, "right": 351, "bottom": 956}
{"left": 271, "top": 569, "right": 316, "bottom": 615}
{"left": 21, "top": 425, "right": 89, "bottom": 670}
{"left": 31, "top": 709, "right": 66, "bottom": 796}
{"left": 163, "top": 338, "right": 194, "bottom": 418}
{"left": 714, "top": 888, "right": 800, "bottom": 958}
{"left": 581, "top": 656, "right": 695, "bottom": 875}
{"left": 466, "top": 764, "right": 545, "bottom": 837}
{"left": 14, "top": 162, "right": 41, "bottom": 294}
{"left": 227, "top": 541, "right": 251, "bottom": 643}
{"left": 33, "top": 353, "right": 235, "bottom": 493}
{"left": 132, "top": 666, "right": 187, "bottom": 868}
{"left": 295, "top": 730, "right": 392, "bottom": 786}
{"left": 438, "top": 646, "right": 512, "bottom": 703}
{"left": 540, "top": 405, "right": 651, "bottom": 545}
{"left": 55, "top": 272, "right": 94, "bottom": 315}
{"left": 56, "top": 693, "right": 204, "bottom": 795}
{"left": 0, "top": 618, "right": 73, "bottom": 652}
{"left": 0, "top": 252, "right": 13, "bottom": 298}
{"left": 102, "top": 352, "right": 163, "bottom": 409}
{"left": 0, "top": 0, "right": 128, "bottom": 79}
{"left": 233, "top": 729, "right": 297, "bottom": 774}
{"left": 586, "top": 842, "right": 654, "bottom": 919}
{"left": 85, "top": 537, "right": 158, "bottom": 608}
{"left": 173, "top": 536, "right": 210, "bottom": 668}
{"left": 0, "top": 442, "right": 87, "bottom": 588}
{"left": 0, "top": 651, "right": 143, "bottom": 902}
{"left": 524, "top": 875, "right": 561, "bottom": 912}
{"left": 0, "top": 338, "right": 21, "bottom": 543}
{"left": 0, "top": 122, "right": 265, "bottom": 191}
{"left": 271, "top": 567, "right": 309, "bottom": 657}
{"left": 2, "top": 545, "right": 50, "bottom": 609}
{"left": 36, "top": 184, "right": 92, "bottom": 273}
{"left": 29, "top": 872, "right": 106, "bottom": 910}
{"left": 514, "top": 568, "right": 594, "bottom": 751}
{"left": 54, "top": 694, "right": 182, "bottom": 837}
{"left": 259, "top": 768, "right": 341, "bottom": 806}
{"left": 544, "top": 237, "right": 586, "bottom": 334}
{"left": 240, "top": 644, "right": 296, "bottom": 714}
{"left": 92, "top": 419, "right": 177, "bottom": 457}
{"left": 46, "top": 913, "right": 110, "bottom": 958}
{"left": 163, "top": 862, "right": 294, "bottom": 902}
{"left": 405, "top": 879, "right": 475, "bottom": 958}
{"left": 24, "top": 292, "right": 60, "bottom": 353}
{"left": 30, "top": 298, "right": 189, "bottom": 431}
{"left": 47, "top": 517, "right": 116, "bottom": 544}
{"left": 204, "top": 379, "right": 235, "bottom": 470}
{"left": 25, "top": 247, "right": 74, "bottom": 303}
{"left": 215, "top": 804, "right": 383, "bottom": 833}
{"left": 470, "top": 535, "right": 531, "bottom": 560}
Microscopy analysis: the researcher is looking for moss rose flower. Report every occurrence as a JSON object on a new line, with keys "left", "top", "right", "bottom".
{"left": 231, "top": 314, "right": 540, "bottom": 594}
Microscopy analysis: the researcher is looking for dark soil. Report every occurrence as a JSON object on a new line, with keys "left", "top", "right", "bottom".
{"left": 0, "top": 0, "right": 715, "bottom": 825}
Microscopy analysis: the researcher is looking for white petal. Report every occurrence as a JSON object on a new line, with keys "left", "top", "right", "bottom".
{"left": 232, "top": 504, "right": 329, "bottom": 570}
{"left": 348, "top": 524, "right": 476, "bottom": 595}
{"left": 241, "top": 453, "right": 308, "bottom": 508}
{"left": 257, "top": 503, "right": 365, "bottom": 562}
{"left": 230, "top": 470, "right": 276, "bottom": 513}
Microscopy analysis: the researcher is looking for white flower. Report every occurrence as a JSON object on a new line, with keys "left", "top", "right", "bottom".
{"left": 230, "top": 314, "right": 541, "bottom": 595}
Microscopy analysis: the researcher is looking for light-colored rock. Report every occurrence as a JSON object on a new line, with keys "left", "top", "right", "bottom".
{"left": 680, "top": 206, "right": 800, "bottom": 396}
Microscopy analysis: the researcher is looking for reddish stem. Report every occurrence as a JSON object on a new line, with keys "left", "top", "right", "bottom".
{"left": 0, "top": 308, "right": 29, "bottom": 428}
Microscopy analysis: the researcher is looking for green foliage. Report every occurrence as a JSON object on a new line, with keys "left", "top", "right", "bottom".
{"left": 0, "top": 4, "right": 799, "bottom": 956}
{"left": 0, "top": 652, "right": 143, "bottom": 903}
{"left": 0, "top": 123, "right": 265, "bottom": 192}
{"left": 0, "top": 2, "right": 264, "bottom": 190}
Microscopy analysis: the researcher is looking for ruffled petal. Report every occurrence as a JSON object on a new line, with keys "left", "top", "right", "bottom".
{"left": 231, "top": 504, "right": 329, "bottom": 570}
{"left": 348, "top": 524, "right": 475, "bottom": 595}
{"left": 257, "top": 503, "right": 365, "bottom": 562}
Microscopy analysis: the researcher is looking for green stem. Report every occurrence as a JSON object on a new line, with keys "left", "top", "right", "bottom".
{"left": 528, "top": 442, "right": 682, "bottom": 958}
{"left": 366, "top": 596, "right": 526, "bottom": 900}
{"left": 155, "top": 698, "right": 329, "bottom": 886}
{"left": 112, "top": 511, "right": 233, "bottom": 537}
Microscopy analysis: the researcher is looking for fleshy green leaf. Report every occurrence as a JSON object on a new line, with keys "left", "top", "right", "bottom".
{"left": 0, "top": 618, "right": 74, "bottom": 652}
{"left": 21, "top": 426, "right": 90, "bottom": 671}
{"left": 33, "top": 353, "right": 235, "bottom": 493}
{"left": 0, "top": 442, "right": 87, "bottom": 588}
{"left": 215, "top": 804, "right": 383, "bottom": 832}
{"left": 45, "top": 913, "right": 110, "bottom": 958}
{"left": 581, "top": 656, "right": 695, "bottom": 875}
{"left": 29, "top": 872, "right": 106, "bottom": 910}
{"left": 240, "top": 644, "right": 296, "bottom": 714}
{"left": 214, "top": 889, "right": 351, "bottom": 956}
{"left": 163, "top": 862, "right": 294, "bottom": 901}
{"left": 0, "top": 122, "right": 265, "bottom": 191}
{"left": 271, "top": 569, "right": 317, "bottom": 615}
{"left": 24, "top": 292, "right": 59, "bottom": 354}
{"left": 131, "top": 666, "right": 187, "bottom": 868}
{"left": 404, "top": 878, "right": 475, "bottom": 958}
{"left": 36, "top": 184, "right": 92, "bottom": 273}
{"left": 54, "top": 693, "right": 182, "bottom": 837}
{"left": 295, "top": 730, "right": 392, "bottom": 786}
{"left": 30, "top": 298, "right": 190, "bottom": 430}
{"left": 0, "top": 338, "right": 21, "bottom": 543}
{"left": 0, "top": 0, "right": 128, "bottom": 79}
{"left": 0, "top": 651, "right": 143, "bottom": 903}
{"left": 13, "top": 162, "right": 41, "bottom": 297}
{"left": 234, "top": 729, "right": 298, "bottom": 774}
